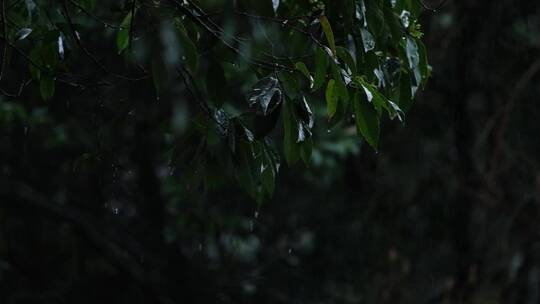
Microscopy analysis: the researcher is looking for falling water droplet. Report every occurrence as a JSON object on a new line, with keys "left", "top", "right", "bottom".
{"left": 254, "top": 211, "right": 259, "bottom": 219}
{"left": 249, "top": 220, "right": 254, "bottom": 232}
{"left": 23, "top": 126, "right": 28, "bottom": 135}
{"left": 327, "top": 129, "right": 331, "bottom": 133}
{"left": 198, "top": 243, "right": 203, "bottom": 251}
{"left": 288, "top": 248, "right": 292, "bottom": 254}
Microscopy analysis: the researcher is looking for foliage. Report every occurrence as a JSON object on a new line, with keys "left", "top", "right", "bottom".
{"left": 0, "top": 0, "right": 429, "bottom": 202}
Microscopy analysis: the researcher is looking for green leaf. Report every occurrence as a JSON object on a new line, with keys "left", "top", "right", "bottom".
{"left": 360, "top": 28, "right": 375, "bottom": 52}
{"left": 325, "top": 79, "right": 338, "bottom": 119}
{"left": 415, "top": 37, "right": 430, "bottom": 87}
{"left": 277, "top": 70, "right": 299, "bottom": 99}
{"left": 247, "top": 76, "right": 283, "bottom": 116}
{"left": 80, "top": 0, "right": 96, "bottom": 11}
{"left": 295, "top": 61, "right": 313, "bottom": 88}
{"left": 300, "top": 137, "right": 313, "bottom": 165}
{"left": 353, "top": 91, "right": 380, "bottom": 150}
{"left": 176, "top": 21, "right": 198, "bottom": 73}
{"left": 336, "top": 46, "right": 357, "bottom": 75}
{"left": 40, "top": 76, "right": 55, "bottom": 101}
{"left": 28, "top": 48, "right": 42, "bottom": 80}
{"left": 404, "top": 36, "right": 421, "bottom": 87}
{"left": 330, "top": 62, "right": 349, "bottom": 111}
{"left": 398, "top": 70, "right": 413, "bottom": 112}
{"left": 261, "top": 143, "right": 279, "bottom": 195}
{"left": 319, "top": 15, "right": 336, "bottom": 56}
{"left": 312, "top": 47, "right": 328, "bottom": 91}
{"left": 116, "top": 12, "right": 132, "bottom": 54}
{"left": 356, "top": 0, "right": 368, "bottom": 27}
{"left": 282, "top": 98, "right": 300, "bottom": 165}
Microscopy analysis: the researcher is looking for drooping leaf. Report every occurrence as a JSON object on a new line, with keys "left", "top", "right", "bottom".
{"left": 116, "top": 12, "right": 132, "bottom": 54}
{"left": 312, "top": 47, "right": 328, "bottom": 91}
{"left": 271, "top": 0, "right": 280, "bottom": 13}
{"left": 353, "top": 91, "right": 380, "bottom": 150}
{"left": 295, "top": 62, "right": 313, "bottom": 88}
{"left": 319, "top": 15, "right": 336, "bottom": 56}
{"left": 39, "top": 75, "right": 55, "bottom": 101}
{"left": 360, "top": 28, "right": 376, "bottom": 52}
{"left": 176, "top": 20, "right": 198, "bottom": 73}
{"left": 336, "top": 46, "right": 357, "bottom": 75}
{"left": 16, "top": 28, "right": 32, "bottom": 40}
{"left": 355, "top": 0, "right": 368, "bottom": 27}
{"left": 325, "top": 79, "right": 338, "bottom": 119}
{"left": 247, "top": 76, "right": 282, "bottom": 116}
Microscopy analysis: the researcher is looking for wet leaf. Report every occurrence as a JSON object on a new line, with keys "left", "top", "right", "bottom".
{"left": 16, "top": 28, "right": 32, "bottom": 40}
{"left": 319, "top": 15, "right": 336, "bottom": 56}
{"left": 247, "top": 77, "right": 283, "bottom": 116}
{"left": 116, "top": 12, "right": 132, "bottom": 54}
{"left": 325, "top": 79, "right": 338, "bottom": 119}
{"left": 353, "top": 91, "right": 379, "bottom": 150}
{"left": 40, "top": 75, "right": 55, "bottom": 101}
{"left": 176, "top": 21, "right": 198, "bottom": 73}
{"left": 272, "top": 0, "right": 279, "bottom": 13}
{"left": 312, "top": 47, "right": 328, "bottom": 91}
{"left": 295, "top": 62, "right": 313, "bottom": 88}
{"left": 360, "top": 28, "right": 375, "bottom": 52}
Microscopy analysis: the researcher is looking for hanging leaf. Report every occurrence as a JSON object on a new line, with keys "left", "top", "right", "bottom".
{"left": 325, "top": 79, "right": 338, "bottom": 119}
{"left": 336, "top": 46, "right": 357, "bottom": 75}
{"left": 116, "top": 12, "right": 132, "bottom": 54}
{"left": 356, "top": 0, "right": 368, "bottom": 27}
{"left": 272, "top": 0, "right": 280, "bottom": 13}
{"left": 295, "top": 62, "right": 313, "bottom": 88}
{"left": 312, "top": 47, "right": 328, "bottom": 91}
{"left": 176, "top": 20, "right": 198, "bottom": 73}
{"left": 16, "top": 28, "right": 32, "bottom": 41}
{"left": 360, "top": 28, "right": 376, "bottom": 52}
{"left": 353, "top": 91, "right": 380, "bottom": 150}
{"left": 40, "top": 75, "right": 55, "bottom": 101}
{"left": 319, "top": 15, "right": 336, "bottom": 56}
{"left": 247, "top": 76, "right": 283, "bottom": 116}
{"left": 295, "top": 95, "right": 314, "bottom": 143}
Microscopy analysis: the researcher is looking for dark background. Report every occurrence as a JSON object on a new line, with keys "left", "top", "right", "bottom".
{"left": 2, "top": 1, "right": 540, "bottom": 303}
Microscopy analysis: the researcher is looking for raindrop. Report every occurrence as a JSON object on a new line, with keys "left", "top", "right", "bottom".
{"left": 288, "top": 248, "right": 292, "bottom": 254}
{"left": 23, "top": 126, "right": 28, "bottom": 135}
{"left": 198, "top": 243, "right": 203, "bottom": 251}
{"left": 254, "top": 211, "right": 259, "bottom": 219}
{"left": 327, "top": 129, "right": 331, "bottom": 133}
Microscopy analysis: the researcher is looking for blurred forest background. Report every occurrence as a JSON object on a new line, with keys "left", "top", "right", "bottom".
{"left": 1, "top": 0, "right": 540, "bottom": 303}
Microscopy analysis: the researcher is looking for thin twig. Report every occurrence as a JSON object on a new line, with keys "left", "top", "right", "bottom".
{"left": 419, "top": 0, "right": 449, "bottom": 12}
{"left": 169, "top": 0, "right": 292, "bottom": 72}
{"left": 67, "top": 0, "right": 124, "bottom": 29}
{"left": 60, "top": 0, "right": 148, "bottom": 81}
